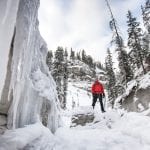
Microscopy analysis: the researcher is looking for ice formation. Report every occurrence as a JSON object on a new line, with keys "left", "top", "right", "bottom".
{"left": 0, "top": 0, "right": 60, "bottom": 133}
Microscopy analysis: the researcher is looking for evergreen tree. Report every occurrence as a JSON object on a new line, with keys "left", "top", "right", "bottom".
{"left": 76, "top": 52, "right": 81, "bottom": 61}
{"left": 141, "top": 0, "right": 150, "bottom": 33}
{"left": 117, "top": 48, "right": 134, "bottom": 83}
{"left": 52, "top": 46, "right": 67, "bottom": 109}
{"left": 46, "top": 50, "right": 53, "bottom": 70}
{"left": 70, "top": 48, "right": 75, "bottom": 61}
{"left": 127, "top": 10, "right": 146, "bottom": 74}
{"left": 81, "top": 49, "right": 87, "bottom": 63}
{"left": 96, "top": 61, "right": 105, "bottom": 70}
{"left": 105, "top": 0, "right": 133, "bottom": 85}
{"left": 142, "top": 33, "right": 150, "bottom": 60}
{"left": 54, "top": 46, "right": 64, "bottom": 63}
{"left": 86, "top": 55, "right": 94, "bottom": 68}
{"left": 93, "top": 62, "right": 96, "bottom": 70}
{"left": 141, "top": 1, "right": 150, "bottom": 58}
{"left": 115, "top": 72, "right": 126, "bottom": 96}
{"left": 96, "top": 62, "right": 102, "bottom": 69}
{"left": 105, "top": 48, "right": 117, "bottom": 108}
{"left": 63, "top": 48, "right": 69, "bottom": 109}
{"left": 64, "top": 48, "right": 68, "bottom": 59}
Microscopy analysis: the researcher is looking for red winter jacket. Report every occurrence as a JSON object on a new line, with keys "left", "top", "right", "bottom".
{"left": 91, "top": 80, "right": 104, "bottom": 94}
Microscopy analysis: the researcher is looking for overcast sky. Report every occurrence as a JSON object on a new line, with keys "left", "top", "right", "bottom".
{"left": 38, "top": 0, "right": 145, "bottom": 63}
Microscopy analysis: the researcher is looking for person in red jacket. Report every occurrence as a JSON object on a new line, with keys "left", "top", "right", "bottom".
{"left": 91, "top": 79, "right": 105, "bottom": 112}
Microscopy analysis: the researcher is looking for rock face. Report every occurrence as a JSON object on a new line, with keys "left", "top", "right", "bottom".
{"left": 68, "top": 60, "right": 95, "bottom": 80}
{"left": 145, "top": 54, "right": 150, "bottom": 72}
{"left": 116, "top": 73, "right": 150, "bottom": 114}
{"left": 122, "top": 88, "right": 150, "bottom": 113}
{"left": 0, "top": 0, "right": 60, "bottom": 134}
{"left": 71, "top": 113, "right": 94, "bottom": 127}
{"left": 71, "top": 107, "right": 94, "bottom": 127}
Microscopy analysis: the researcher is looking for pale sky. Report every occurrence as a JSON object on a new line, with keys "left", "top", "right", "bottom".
{"left": 38, "top": 0, "right": 145, "bottom": 63}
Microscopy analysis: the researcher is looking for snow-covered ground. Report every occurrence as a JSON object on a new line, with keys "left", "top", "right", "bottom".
{"left": 66, "top": 81, "right": 92, "bottom": 109}
{"left": 1, "top": 80, "right": 150, "bottom": 150}
{"left": 54, "top": 111, "right": 150, "bottom": 150}
{"left": 1, "top": 110, "right": 150, "bottom": 150}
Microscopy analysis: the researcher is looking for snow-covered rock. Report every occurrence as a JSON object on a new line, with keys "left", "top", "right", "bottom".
{"left": 67, "top": 59, "right": 106, "bottom": 82}
{"left": 0, "top": 122, "right": 55, "bottom": 150}
{"left": 68, "top": 60, "right": 95, "bottom": 80}
{"left": 115, "top": 72, "right": 150, "bottom": 113}
{"left": 71, "top": 107, "right": 94, "bottom": 127}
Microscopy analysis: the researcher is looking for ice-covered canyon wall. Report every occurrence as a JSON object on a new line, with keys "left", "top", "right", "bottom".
{"left": 0, "top": 0, "right": 60, "bottom": 134}
{"left": 115, "top": 72, "right": 150, "bottom": 114}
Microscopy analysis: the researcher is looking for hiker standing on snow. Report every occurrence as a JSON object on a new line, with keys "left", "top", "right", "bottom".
{"left": 91, "top": 79, "right": 106, "bottom": 112}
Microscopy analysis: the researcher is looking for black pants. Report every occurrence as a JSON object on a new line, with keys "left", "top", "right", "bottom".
{"left": 92, "top": 94, "right": 105, "bottom": 112}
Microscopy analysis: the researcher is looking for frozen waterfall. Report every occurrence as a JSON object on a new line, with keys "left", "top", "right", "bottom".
{"left": 0, "top": 0, "right": 60, "bottom": 134}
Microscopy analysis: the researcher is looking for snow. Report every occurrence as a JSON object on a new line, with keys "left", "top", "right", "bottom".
{"left": 0, "top": 122, "right": 54, "bottom": 150}
{"left": 31, "top": 68, "right": 57, "bottom": 101}
{"left": 126, "top": 80, "right": 137, "bottom": 96}
{"left": 2, "top": 110, "right": 150, "bottom": 150}
{"left": 66, "top": 81, "right": 92, "bottom": 110}
{"left": 0, "top": 110, "right": 150, "bottom": 150}
{"left": 138, "top": 72, "right": 150, "bottom": 89}
{"left": 133, "top": 96, "right": 138, "bottom": 102}
{"left": 138, "top": 103, "right": 145, "bottom": 111}
{"left": 54, "top": 111, "right": 150, "bottom": 150}
{"left": 95, "top": 67, "right": 105, "bottom": 74}
{"left": 113, "top": 112, "right": 150, "bottom": 145}
{"left": 72, "top": 106, "right": 93, "bottom": 115}
{"left": 134, "top": 67, "right": 143, "bottom": 78}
